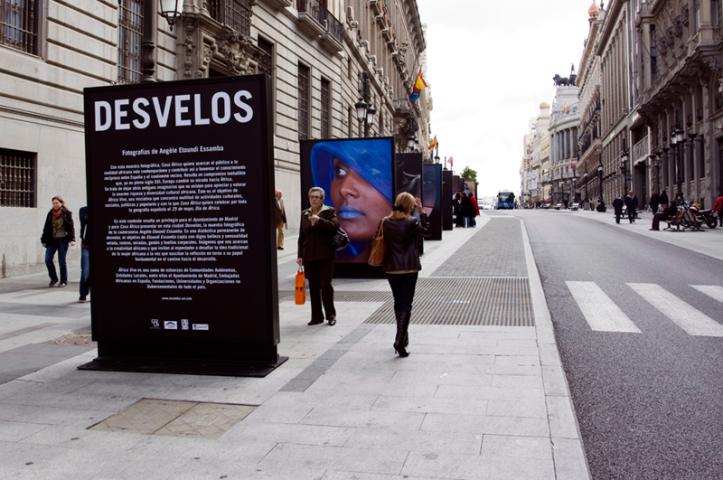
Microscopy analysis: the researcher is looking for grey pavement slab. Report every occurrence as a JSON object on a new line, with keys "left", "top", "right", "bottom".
{"left": 0, "top": 217, "right": 589, "bottom": 479}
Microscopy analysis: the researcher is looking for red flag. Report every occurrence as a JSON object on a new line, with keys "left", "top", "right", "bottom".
{"left": 447, "top": 156, "right": 454, "bottom": 167}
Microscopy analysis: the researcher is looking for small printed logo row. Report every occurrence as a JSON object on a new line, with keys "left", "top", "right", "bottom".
{"left": 150, "top": 318, "right": 209, "bottom": 331}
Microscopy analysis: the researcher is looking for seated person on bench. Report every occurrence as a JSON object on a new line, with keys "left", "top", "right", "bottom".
{"left": 650, "top": 203, "right": 678, "bottom": 231}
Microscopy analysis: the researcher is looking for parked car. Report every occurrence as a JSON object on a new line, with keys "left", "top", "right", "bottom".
{"left": 570, "top": 202, "right": 580, "bottom": 211}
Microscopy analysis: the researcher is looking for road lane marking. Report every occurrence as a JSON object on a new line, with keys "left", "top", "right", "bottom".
{"left": 566, "top": 281, "right": 641, "bottom": 333}
{"left": 628, "top": 283, "right": 723, "bottom": 337}
{"left": 691, "top": 285, "right": 723, "bottom": 304}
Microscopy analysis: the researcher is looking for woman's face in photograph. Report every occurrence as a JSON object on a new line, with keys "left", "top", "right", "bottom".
{"left": 330, "top": 158, "right": 390, "bottom": 241}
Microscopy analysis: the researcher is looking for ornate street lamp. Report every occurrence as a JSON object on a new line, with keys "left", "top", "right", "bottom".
{"left": 354, "top": 99, "right": 375, "bottom": 137}
{"left": 159, "top": 0, "right": 185, "bottom": 29}
{"left": 619, "top": 149, "right": 629, "bottom": 196}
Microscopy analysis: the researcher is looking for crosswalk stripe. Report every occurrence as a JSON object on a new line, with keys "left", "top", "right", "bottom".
{"left": 628, "top": 283, "right": 723, "bottom": 337}
{"left": 566, "top": 281, "right": 641, "bottom": 333}
{"left": 691, "top": 285, "right": 723, "bottom": 304}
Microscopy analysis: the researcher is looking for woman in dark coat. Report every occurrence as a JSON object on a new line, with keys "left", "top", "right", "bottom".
{"left": 381, "top": 192, "right": 428, "bottom": 357}
{"left": 297, "top": 187, "right": 339, "bottom": 326}
{"left": 41, "top": 196, "right": 76, "bottom": 287}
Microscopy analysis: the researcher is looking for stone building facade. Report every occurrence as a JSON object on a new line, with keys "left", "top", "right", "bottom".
{"left": 549, "top": 86, "right": 580, "bottom": 206}
{"left": 635, "top": 0, "right": 723, "bottom": 207}
{"left": 576, "top": 2, "right": 604, "bottom": 207}
{"left": 596, "top": 0, "right": 635, "bottom": 204}
{"left": 0, "top": 0, "right": 429, "bottom": 276}
{"left": 520, "top": 102, "right": 550, "bottom": 206}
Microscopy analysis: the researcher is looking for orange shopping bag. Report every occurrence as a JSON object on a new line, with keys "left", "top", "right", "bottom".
{"left": 294, "top": 267, "right": 306, "bottom": 305}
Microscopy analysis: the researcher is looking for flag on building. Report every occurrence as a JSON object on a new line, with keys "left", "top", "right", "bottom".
{"left": 428, "top": 135, "right": 438, "bottom": 151}
{"left": 447, "top": 156, "right": 454, "bottom": 168}
{"left": 409, "top": 70, "right": 427, "bottom": 103}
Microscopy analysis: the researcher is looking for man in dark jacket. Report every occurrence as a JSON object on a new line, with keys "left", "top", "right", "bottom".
{"left": 624, "top": 191, "right": 638, "bottom": 223}
{"left": 659, "top": 190, "right": 669, "bottom": 206}
{"left": 78, "top": 206, "right": 90, "bottom": 302}
{"left": 649, "top": 192, "right": 660, "bottom": 215}
{"left": 612, "top": 196, "right": 624, "bottom": 224}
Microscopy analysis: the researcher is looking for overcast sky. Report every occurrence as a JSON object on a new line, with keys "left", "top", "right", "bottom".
{"left": 416, "top": 0, "right": 593, "bottom": 198}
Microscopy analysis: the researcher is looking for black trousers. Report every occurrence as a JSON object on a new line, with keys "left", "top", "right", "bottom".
{"left": 305, "top": 259, "right": 335, "bottom": 321}
{"left": 387, "top": 272, "right": 418, "bottom": 314}
{"left": 627, "top": 208, "right": 635, "bottom": 223}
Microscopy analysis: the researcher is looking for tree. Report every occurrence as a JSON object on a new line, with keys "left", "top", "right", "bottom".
{"left": 461, "top": 166, "right": 477, "bottom": 182}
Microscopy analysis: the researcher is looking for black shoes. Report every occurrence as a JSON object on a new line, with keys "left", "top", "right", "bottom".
{"left": 327, "top": 317, "right": 336, "bottom": 326}
{"left": 59, "top": 282, "right": 67, "bottom": 288}
{"left": 307, "top": 319, "right": 324, "bottom": 325}
{"left": 48, "top": 281, "right": 57, "bottom": 287}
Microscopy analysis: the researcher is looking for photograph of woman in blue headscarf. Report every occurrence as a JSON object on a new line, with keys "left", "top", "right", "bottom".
{"left": 310, "top": 138, "right": 394, "bottom": 263}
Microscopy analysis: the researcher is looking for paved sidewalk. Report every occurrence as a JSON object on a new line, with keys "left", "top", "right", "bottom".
{"left": 562, "top": 208, "right": 723, "bottom": 261}
{"left": 0, "top": 219, "right": 589, "bottom": 480}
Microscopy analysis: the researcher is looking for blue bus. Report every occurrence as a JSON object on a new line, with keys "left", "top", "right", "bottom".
{"left": 496, "top": 191, "right": 515, "bottom": 209}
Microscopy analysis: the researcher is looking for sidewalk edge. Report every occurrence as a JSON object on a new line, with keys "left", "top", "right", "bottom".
{"left": 520, "top": 219, "right": 592, "bottom": 480}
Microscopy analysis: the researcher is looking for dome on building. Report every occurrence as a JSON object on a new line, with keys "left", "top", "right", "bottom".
{"left": 588, "top": 1, "right": 599, "bottom": 18}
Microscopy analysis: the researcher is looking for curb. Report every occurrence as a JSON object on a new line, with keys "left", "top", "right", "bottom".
{"left": 520, "top": 218, "right": 593, "bottom": 480}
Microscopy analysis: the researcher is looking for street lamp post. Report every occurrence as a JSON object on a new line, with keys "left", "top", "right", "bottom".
{"left": 142, "top": 0, "right": 185, "bottom": 82}
{"left": 672, "top": 128, "right": 685, "bottom": 205}
{"left": 597, "top": 163, "right": 605, "bottom": 211}
{"left": 619, "top": 149, "right": 629, "bottom": 196}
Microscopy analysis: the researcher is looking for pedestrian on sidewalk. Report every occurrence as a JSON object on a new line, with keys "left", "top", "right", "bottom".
{"left": 612, "top": 196, "right": 624, "bottom": 224}
{"left": 297, "top": 187, "right": 338, "bottom": 326}
{"left": 381, "top": 192, "right": 428, "bottom": 358}
{"left": 460, "top": 192, "right": 474, "bottom": 227}
{"left": 275, "top": 190, "right": 287, "bottom": 250}
{"left": 453, "top": 192, "right": 465, "bottom": 227}
{"left": 468, "top": 191, "right": 480, "bottom": 227}
{"left": 41, "top": 196, "right": 75, "bottom": 288}
{"left": 659, "top": 189, "right": 669, "bottom": 207}
{"left": 714, "top": 192, "right": 723, "bottom": 228}
{"left": 649, "top": 191, "right": 660, "bottom": 215}
{"left": 78, "top": 206, "right": 90, "bottom": 302}
{"left": 624, "top": 191, "right": 638, "bottom": 223}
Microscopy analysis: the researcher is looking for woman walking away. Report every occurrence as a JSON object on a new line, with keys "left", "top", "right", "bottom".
{"left": 41, "top": 196, "right": 75, "bottom": 287}
{"left": 297, "top": 187, "right": 339, "bottom": 326}
{"left": 382, "top": 192, "right": 428, "bottom": 357}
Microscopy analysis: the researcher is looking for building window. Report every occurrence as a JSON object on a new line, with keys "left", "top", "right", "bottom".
{"left": 714, "top": 0, "right": 723, "bottom": 27}
{"left": 697, "top": 136, "right": 705, "bottom": 180}
{"left": 257, "top": 37, "right": 273, "bottom": 76}
{"left": 348, "top": 107, "right": 353, "bottom": 138}
{"left": 297, "top": 63, "right": 310, "bottom": 140}
{"left": 0, "top": 148, "right": 36, "bottom": 208}
{"left": 118, "top": 0, "right": 143, "bottom": 84}
{"left": 320, "top": 77, "right": 331, "bottom": 138}
{"left": 208, "top": 0, "right": 251, "bottom": 36}
{"left": 0, "top": 0, "right": 39, "bottom": 54}
{"left": 693, "top": 0, "right": 701, "bottom": 31}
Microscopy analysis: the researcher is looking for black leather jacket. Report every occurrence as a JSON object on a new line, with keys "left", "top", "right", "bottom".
{"left": 297, "top": 206, "right": 339, "bottom": 262}
{"left": 382, "top": 214, "right": 428, "bottom": 273}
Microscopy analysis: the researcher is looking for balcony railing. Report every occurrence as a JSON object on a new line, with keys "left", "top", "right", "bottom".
{"left": 322, "top": 12, "right": 344, "bottom": 53}
{"left": 297, "top": 0, "right": 327, "bottom": 36}
{"left": 208, "top": 0, "right": 252, "bottom": 37}
{"left": 632, "top": 135, "right": 649, "bottom": 163}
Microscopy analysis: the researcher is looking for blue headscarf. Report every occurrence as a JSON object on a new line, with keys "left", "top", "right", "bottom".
{"left": 310, "top": 139, "right": 393, "bottom": 257}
